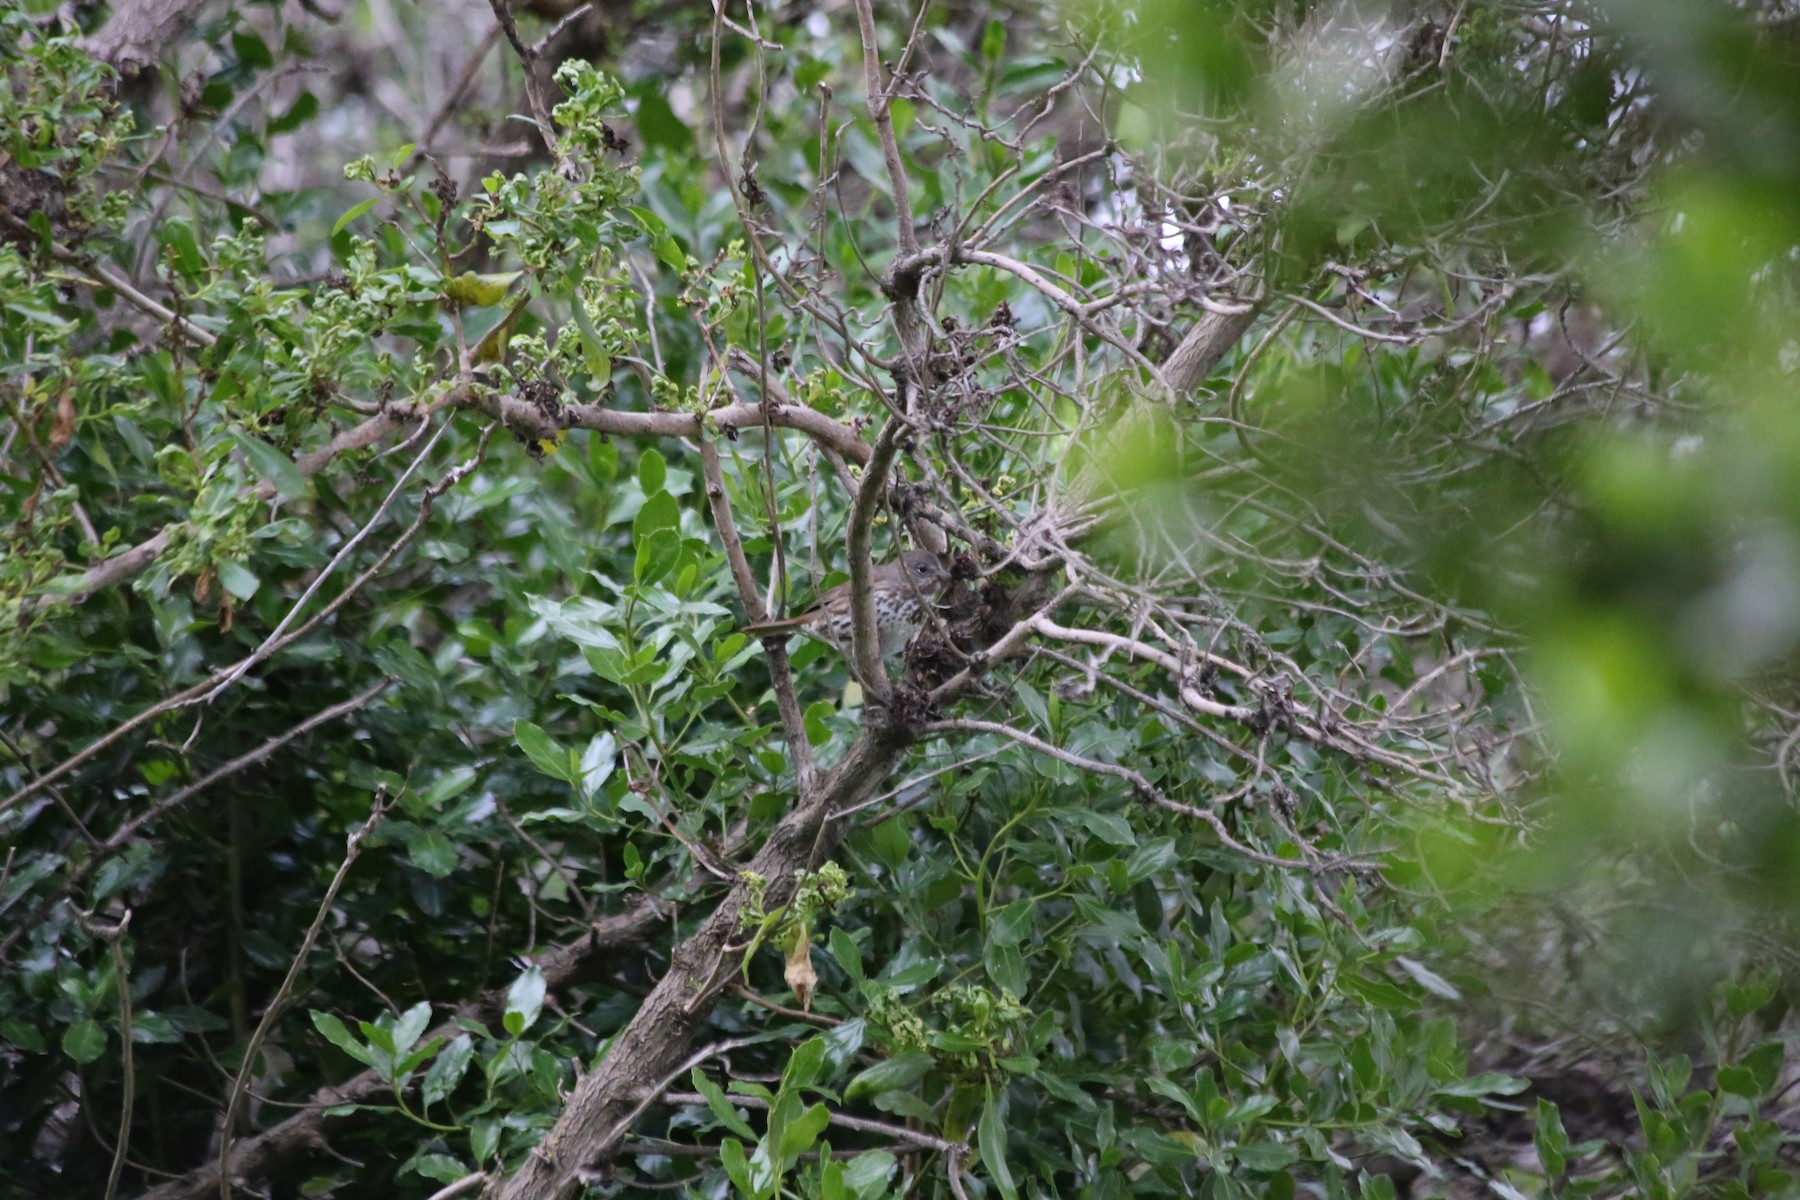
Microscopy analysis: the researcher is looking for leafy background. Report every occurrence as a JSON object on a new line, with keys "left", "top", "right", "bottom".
{"left": 3, "top": 1, "right": 1800, "bottom": 1198}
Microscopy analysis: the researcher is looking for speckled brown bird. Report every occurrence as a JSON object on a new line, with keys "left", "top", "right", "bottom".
{"left": 741, "top": 551, "right": 951, "bottom": 658}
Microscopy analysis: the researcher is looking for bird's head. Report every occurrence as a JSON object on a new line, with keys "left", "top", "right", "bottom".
{"left": 900, "top": 550, "right": 952, "bottom": 594}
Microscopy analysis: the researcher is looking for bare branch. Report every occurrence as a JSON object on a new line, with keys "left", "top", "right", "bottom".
{"left": 658, "top": 1089, "right": 967, "bottom": 1156}
{"left": 923, "top": 717, "right": 1348, "bottom": 871}
{"left": 698, "top": 435, "right": 813, "bottom": 789}
{"left": 218, "top": 791, "right": 395, "bottom": 1200}
{"left": 846, "top": 415, "right": 908, "bottom": 694}
{"left": 851, "top": 0, "right": 915, "bottom": 255}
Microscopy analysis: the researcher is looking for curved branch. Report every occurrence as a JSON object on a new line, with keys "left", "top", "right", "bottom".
{"left": 698, "top": 436, "right": 813, "bottom": 789}
{"left": 846, "top": 416, "right": 907, "bottom": 693}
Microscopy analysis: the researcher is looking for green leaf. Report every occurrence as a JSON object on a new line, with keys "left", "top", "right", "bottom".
{"left": 981, "top": 19, "right": 1006, "bottom": 62}
{"left": 408, "top": 830, "right": 459, "bottom": 878}
{"left": 638, "top": 447, "right": 666, "bottom": 495}
{"left": 1534, "top": 1099, "right": 1568, "bottom": 1177}
{"left": 846, "top": 1049, "right": 933, "bottom": 1099}
{"left": 842, "top": 1151, "right": 897, "bottom": 1200}
{"left": 395, "top": 1035, "right": 442, "bottom": 1079}
{"left": 579, "top": 732, "right": 617, "bottom": 799}
{"left": 1727, "top": 974, "right": 1777, "bottom": 1018}
{"left": 504, "top": 964, "right": 546, "bottom": 1037}
{"left": 889, "top": 97, "right": 915, "bottom": 141}
{"left": 268, "top": 90, "right": 318, "bottom": 134}
{"left": 634, "top": 489, "right": 679, "bottom": 539}
{"left": 1222, "top": 1094, "right": 1279, "bottom": 1125}
{"left": 158, "top": 217, "right": 205, "bottom": 280}
{"left": 654, "top": 234, "right": 687, "bottom": 271}
{"left": 1393, "top": 956, "right": 1461, "bottom": 1001}
{"left": 332, "top": 197, "right": 378, "bottom": 236}
{"left": 829, "top": 927, "right": 863, "bottom": 985}
{"left": 1070, "top": 809, "right": 1135, "bottom": 847}
{"left": 215, "top": 559, "right": 260, "bottom": 602}
{"left": 777, "top": 1101, "right": 831, "bottom": 1165}
{"left": 1145, "top": 1076, "right": 1206, "bottom": 1124}
{"left": 514, "top": 720, "right": 578, "bottom": 784}
{"left": 794, "top": 58, "right": 831, "bottom": 91}
{"left": 407, "top": 1153, "right": 467, "bottom": 1184}
{"left": 1433, "top": 1072, "right": 1529, "bottom": 1099}
{"left": 821, "top": 1159, "right": 846, "bottom": 1200}
{"left": 634, "top": 90, "right": 692, "bottom": 151}
{"left": 979, "top": 1086, "right": 1018, "bottom": 1200}
{"left": 423, "top": 1034, "right": 473, "bottom": 1106}
{"left": 310, "top": 1011, "right": 375, "bottom": 1066}
{"left": 635, "top": 528, "right": 681, "bottom": 585}
{"left": 359, "top": 1020, "right": 396, "bottom": 1056}
{"left": 470, "top": 1119, "right": 500, "bottom": 1164}
{"left": 865, "top": 818, "right": 911, "bottom": 872}
{"left": 1718, "top": 1065, "right": 1761, "bottom": 1098}
{"left": 62, "top": 1020, "right": 106, "bottom": 1064}
{"left": 568, "top": 294, "right": 613, "bottom": 386}
{"left": 804, "top": 699, "right": 836, "bottom": 746}
{"left": 231, "top": 29, "right": 273, "bottom": 67}
{"left": 2, "top": 1019, "right": 48, "bottom": 1053}
{"left": 627, "top": 205, "right": 667, "bottom": 235}
{"left": 1234, "top": 1140, "right": 1299, "bottom": 1171}
{"left": 393, "top": 1002, "right": 432, "bottom": 1053}
{"left": 1125, "top": 837, "right": 1178, "bottom": 884}
{"left": 419, "top": 766, "right": 478, "bottom": 810}
{"left": 988, "top": 900, "right": 1033, "bottom": 946}
{"left": 720, "top": 1138, "right": 755, "bottom": 1198}
{"left": 782, "top": 1037, "right": 827, "bottom": 1092}
{"left": 692, "top": 1068, "right": 759, "bottom": 1140}
{"left": 232, "top": 431, "right": 309, "bottom": 501}
{"left": 984, "top": 940, "right": 1027, "bottom": 997}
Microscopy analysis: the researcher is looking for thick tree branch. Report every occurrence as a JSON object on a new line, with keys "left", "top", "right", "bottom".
{"left": 490, "top": 716, "right": 917, "bottom": 1200}
{"left": 80, "top": 0, "right": 211, "bottom": 69}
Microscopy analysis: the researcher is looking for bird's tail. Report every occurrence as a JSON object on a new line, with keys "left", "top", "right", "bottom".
{"left": 740, "top": 614, "right": 809, "bottom": 638}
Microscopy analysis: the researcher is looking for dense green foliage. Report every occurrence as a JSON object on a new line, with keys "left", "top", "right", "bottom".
{"left": 4, "top": 2, "right": 1800, "bottom": 1199}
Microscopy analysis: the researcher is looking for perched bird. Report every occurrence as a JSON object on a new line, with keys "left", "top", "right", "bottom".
{"left": 741, "top": 550, "right": 951, "bottom": 659}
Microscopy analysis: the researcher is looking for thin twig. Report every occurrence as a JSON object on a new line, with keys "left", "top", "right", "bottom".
{"left": 2, "top": 431, "right": 490, "bottom": 819}
{"left": 659, "top": 1088, "right": 967, "bottom": 1155}
{"left": 0, "top": 681, "right": 390, "bottom": 962}
{"left": 218, "top": 791, "right": 395, "bottom": 1200}
{"left": 200, "top": 417, "right": 451, "bottom": 702}
{"left": 699, "top": 435, "right": 814, "bottom": 789}
{"left": 81, "top": 910, "right": 135, "bottom": 1200}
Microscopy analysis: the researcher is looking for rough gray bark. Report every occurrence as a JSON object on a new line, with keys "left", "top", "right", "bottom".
{"left": 81, "top": 0, "right": 211, "bottom": 70}
{"left": 1164, "top": 308, "right": 1259, "bottom": 395}
{"left": 491, "top": 723, "right": 914, "bottom": 1200}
